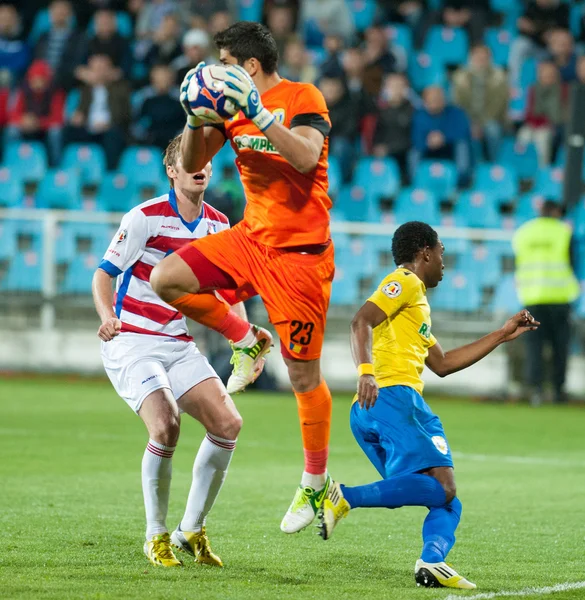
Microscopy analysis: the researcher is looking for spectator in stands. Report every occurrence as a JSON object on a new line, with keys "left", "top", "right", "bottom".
{"left": 70, "top": 0, "right": 127, "bottom": 29}
{"left": 517, "top": 61, "right": 567, "bottom": 166}
{"left": 417, "top": 0, "right": 492, "bottom": 50}
{"left": 280, "top": 38, "right": 317, "bottom": 83}
{"left": 136, "top": 65, "right": 183, "bottom": 149}
{"left": 513, "top": 200, "right": 579, "bottom": 406}
{"left": 452, "top": 44, "right": 508, "bottom": 163}
{"left": 575, "top": 55, "right": 585, "bottom": 87}
{"left": 62, "top": 54, "right": 130, "bottom": 170}
{"left": 0, "top": 3, "right": 29, "bottom": 86}
{"left": 547, "top": 28, "right": 577, "bottom": 83}
{"left": 6, "top": 60, "right": 65, "bottom": 166}
{"left": 34, "top": 0, "right": 87, "bottom": 90}
{"left": 135, "top": 0, "right": 177, "bottom": 40}
{"left": 319, "top": 34, "right": 345, "bottom": 78}
{"left": 372, "top": 73, "right": 415, "bottom": 184}
{"left": 318, "top": 75, "right": 362, "bottom": 183}
{"left": 178, "top": 0, "right": 230, "bottom": 29}
{"left": 508, "top": 0, "right": 569, "bottom": 87}
{"left": 362, "top": 25, "right": 402, "bottom": 96}
{"left": 85, "top": 9, "right": 131, "bottom": 76}
{"left": 144, "top": 13, "right": 182, "bottom": 69}
{"left": 208, "top": 10, "right": 233, "bottom": 38}
{"left": 411, "top": 85, "right": 472, "bottom": 187}
{"left": 266, "top": 2, "right": 296, "bottom": 58}
{"left": 298, "top": 0, "right": 354, "bottom": 46}
{"left": 171, "top": 28, "right": 212, "bottom": 84}
{"left": 379, "top": 0, "right": 426, "bottom": 30}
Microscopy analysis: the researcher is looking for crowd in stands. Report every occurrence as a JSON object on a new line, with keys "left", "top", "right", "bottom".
{"left": 2, "top": 0, "right": 585, "bottom": 222}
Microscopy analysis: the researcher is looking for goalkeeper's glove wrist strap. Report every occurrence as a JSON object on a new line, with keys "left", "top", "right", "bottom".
{"left": 252, "top": 108, "right": 275, "bottom": 132}
{"left": 187, "top": 115, "right": 203, "bottom": 130}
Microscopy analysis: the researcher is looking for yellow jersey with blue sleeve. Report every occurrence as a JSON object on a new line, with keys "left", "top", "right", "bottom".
{"left": 367, "top": 268, "right": 436, "bottom": 395}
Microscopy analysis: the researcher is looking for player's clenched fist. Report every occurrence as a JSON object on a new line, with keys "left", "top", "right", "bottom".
{"left": 223, "top": 65, "right": 275, "bottom": 131}
{"left": 357, "top": 374, "right": 379, "bottom": 410}
{"left": 98, "top": 317, "right": 122, "bottom": 342}
{"left": 500, "top": 309, "right": 540, "bottom": 342}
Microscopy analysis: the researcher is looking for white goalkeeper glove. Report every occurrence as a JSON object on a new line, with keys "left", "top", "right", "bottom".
{"left": 180, "top": 61, "right": 205, "bottom": 130}
{"left": 223, "top": 65, "right": 275, "bottom": 132}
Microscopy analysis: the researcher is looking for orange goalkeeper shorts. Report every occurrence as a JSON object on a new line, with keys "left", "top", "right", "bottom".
{"left": 176, "top": 222, "right": 335, "bottom": 361}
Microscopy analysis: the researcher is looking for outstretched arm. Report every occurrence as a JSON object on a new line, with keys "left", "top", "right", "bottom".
{"left": 350, "top": 301, "right": 388, "bottom": 409}
{"left": 426, "top": 309, "right": 539, "bottom": 377}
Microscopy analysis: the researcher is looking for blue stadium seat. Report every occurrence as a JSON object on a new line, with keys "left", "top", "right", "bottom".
{"left": 393, "top": 188, "right": 440, "bottom": 225}
{"left": 96, "top": 173, "right": 137, "bottom": 212}
{"left": 496, "top": 138, "right": 539, "bottom": 180}
{"left": 61, "top": 144, "right": 107, "bottom": 186}
{"left": 55, "top": 223, "right": 112, "bottom": 265}
{"left": 428, "top": 270, "right": 482, "bottom": 312}
{"left": 413, "top": 160, "right": 457, "bottom": 199}
{"left": 65, "top": 89, "right": 80, "bottom": 119}
{"left": 484, "top": 28, "right": 512, "bottom": 67}
{"left": 36, "top": 169, "right": 82, "bottom": 210}
{"left": 336, "top": 185, "right": 382, "bottom": 222}
{"left": 424, "top": 26, "right": 469, "bottom": 67}
{"left": 353, "top": 157, "right": 400, "bottom": 202}
{"left": 330, "top": 267, "right": 360, "bottom": 305}
{"left": 570, "top": 4, "right": 583, "bottom": 39}
{"left": 442, "top": 237, "right": 472, "bottom": 257}
{"left": 454, "top": 190, "right": 501, "bottom": 228}
{"left": 533, "top": 166, "right": 564, "bottom": 200}
{"left": 555, "top": 145, "right": 566, "bottom": 167}
{"left": 386, "top": 23, "right": 413, "bottom": 56}
{"left": 4, "top": 141, "right": 48, "bottom": 183}
{"left": 0, "top": 220, "right": 17, "bottom": 260}
{"left": 491, "top": 274, "right": 522, "bottom": 314}
{"left": 520, "top": 57, "right": 538, "bottom": 88}
{"left": 347, "top": 0, "right": 377, "bottom": 31}
{"left": 0, "top": 167, "right": 23, "bottom": 208}
{"left": 515, "top": 193, "right": 544, "bottom": 224}
{"left": 408, "top": 53, "right": 446, "bottom": 92}
{"left": 575, "top": 285, "right": 585, "bottom": 319}
{"left": 328, "top": 155, "right": 342, "bottom": 199}
{"left": 239, "top": 0, "right": 263, "bottom": 22}
{"left": 473, "top": 163, "right": 519, "bottom": 204}
{"left": 12, "top": 219, "right": 43, "bottom": 254}
{"left": 208, "top": 143, "right": 238, "bottom": 190}
{"left": 28, "top": 9, "right": 76, "bottom": 44}
{"left": 457, "top": 242, "right": 502, "bottom": 288}
{"left": 490, "top": 0, "right": 523, "bottom": 17}
{"left": 119, "top": 146, "right": 164, "bottom": 186}
{"left": 60, "top": 254, "right": 100, "bottom": 294}
{"left": 0, "top": 251, "right": 43, "bottom": 292}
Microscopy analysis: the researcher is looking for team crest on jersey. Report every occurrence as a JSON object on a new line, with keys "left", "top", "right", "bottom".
{"left": 382, "top": 281, "right": 402, "bottom": 298}
{"left": 207, "top": 221, "right": 217, "bottom": 235}
{"left": 273, "top": 108, "right": 285, "bottom": 123}
{"left": 432, "top": 436, "right": 449, "bottom": 455}
{"left": 116, "top": 229, "right": 127, "bottom": 244}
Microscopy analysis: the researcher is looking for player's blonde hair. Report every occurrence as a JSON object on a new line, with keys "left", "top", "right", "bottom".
{"left": 163, "top": 134, "right": 182, "bottom": 188}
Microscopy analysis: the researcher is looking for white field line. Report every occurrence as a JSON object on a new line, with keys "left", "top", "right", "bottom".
{"left": 442, "top": 580, "right": 585, "bottom": 600}
{"left": 452, "top": 451, "right": 585, "bottom": 468}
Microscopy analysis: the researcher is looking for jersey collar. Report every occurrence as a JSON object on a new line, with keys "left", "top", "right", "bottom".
{"left": 398, "top": 265, "right": 426, "bottom": 293}
{"left": 168, "top": 188, "right": 203, "bottom": 233}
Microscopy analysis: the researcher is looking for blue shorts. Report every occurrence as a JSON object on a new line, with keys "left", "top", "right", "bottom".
{"left": 350, "top": 385, "right": 453, "bottom": 479}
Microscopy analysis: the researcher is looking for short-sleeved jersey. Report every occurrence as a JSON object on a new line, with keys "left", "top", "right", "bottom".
{"left": 99, "top": 189, "right": 229, "bottom": 340}
{"left": 222, "top": 79, "right": 332, "bottom": 248}
{"left": 367, "top": 268, "right": 436, "bottom": 395}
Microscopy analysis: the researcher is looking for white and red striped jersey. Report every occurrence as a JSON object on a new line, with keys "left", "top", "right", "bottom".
{"left": 99, "top": 189, "right": 229, "bottom": 340}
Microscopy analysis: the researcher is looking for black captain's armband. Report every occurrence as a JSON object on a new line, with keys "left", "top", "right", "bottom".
{"left": 290, "top": 113, "right": 331, "bottom": 138}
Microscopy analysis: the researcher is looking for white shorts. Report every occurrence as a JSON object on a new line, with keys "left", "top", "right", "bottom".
{"left": 101, "top": 333, "right": 218, "bottom": 413}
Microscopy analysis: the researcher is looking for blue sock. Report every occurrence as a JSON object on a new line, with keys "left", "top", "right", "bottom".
{"left": 421, "top": 497, "right": 462, "bottom": 563}
{"left": 340, "top": 474, "right": 447, "bottom": 509}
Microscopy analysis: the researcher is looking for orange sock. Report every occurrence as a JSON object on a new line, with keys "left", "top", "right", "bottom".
{"left": 294, "top": 379, "right": 332, "bottom": 475}
{"left": 169, "top": 292, "right": 250, "bottom": 341}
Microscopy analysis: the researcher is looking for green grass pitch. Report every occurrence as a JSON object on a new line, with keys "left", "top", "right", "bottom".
{"left": 2, "top": 377, "right": 585, "bottom": 600}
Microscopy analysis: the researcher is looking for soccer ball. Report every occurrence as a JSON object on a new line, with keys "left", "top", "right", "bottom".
{"left": 186, "top": 65, "right": 239, "bottom": 124}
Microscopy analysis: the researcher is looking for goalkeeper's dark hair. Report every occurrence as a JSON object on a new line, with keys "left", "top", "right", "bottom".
{"left": 391, "top": 221, "right": 439, "bottom": 266}
{"left": 214, "top": 21, "right": 278, "bottom": 75}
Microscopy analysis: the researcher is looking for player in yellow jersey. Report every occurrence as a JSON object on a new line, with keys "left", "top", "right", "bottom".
{"left": 318, "top": 221, "right": 538, "bottom": 590}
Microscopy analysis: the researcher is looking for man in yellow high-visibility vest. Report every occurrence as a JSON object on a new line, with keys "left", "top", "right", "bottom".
{"left": 513, "top": 200, "right": 580, "bottom": 405}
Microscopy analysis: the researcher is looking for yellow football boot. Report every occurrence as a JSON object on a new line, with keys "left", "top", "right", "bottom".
{"left": 143, "top": 532, "right": 182, "bottom": 567}
{"left": 171, "top": 526, "right": 223, "bottom": 567}
{"left": 415, "top": 559, "right": 476, "bottom": 589}
{"left": 317, "top": 480, "right": 351, "bottom": 540}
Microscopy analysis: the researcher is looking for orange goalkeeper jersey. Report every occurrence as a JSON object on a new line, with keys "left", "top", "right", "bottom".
{"left": 223, "top": 79, "right": 332, "bottom": 248}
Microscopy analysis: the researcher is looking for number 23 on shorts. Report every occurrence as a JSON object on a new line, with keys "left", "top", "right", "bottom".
{"left": 288, "top": 320, "right": 315, "bottom": 356}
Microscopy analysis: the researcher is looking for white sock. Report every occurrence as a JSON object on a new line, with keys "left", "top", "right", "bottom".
{"left": 180, "top": 432, "right": 236, "bottom": 532}
{"left": 142, "top": 439, "right": 175, "bottom": 540}
{"left": 233, "top": 326, "right": 256, "bottom": 348}
{"left": 301, "top": 470, "right": 327, "bottom": 490}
